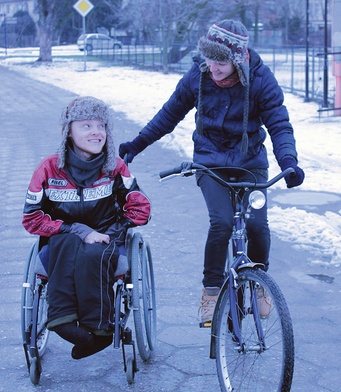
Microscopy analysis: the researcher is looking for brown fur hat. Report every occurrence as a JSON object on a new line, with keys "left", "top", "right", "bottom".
{"left": 58, "top": 96, "right": 116, "bottom": 172}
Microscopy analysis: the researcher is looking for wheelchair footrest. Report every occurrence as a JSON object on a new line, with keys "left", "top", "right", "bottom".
{"left": 122, "top": 327, "right": 133, "bottom": 344}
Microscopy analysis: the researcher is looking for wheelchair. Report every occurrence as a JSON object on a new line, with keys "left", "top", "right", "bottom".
{"left": 21, "top": 229, "right": 157, "bottom": 385}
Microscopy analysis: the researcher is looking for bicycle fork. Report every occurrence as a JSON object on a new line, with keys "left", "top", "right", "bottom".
{"left": 228, "top": 265, "right": 267, "bottom": 353}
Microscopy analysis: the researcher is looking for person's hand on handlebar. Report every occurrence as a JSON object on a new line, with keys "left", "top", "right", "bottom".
{"left": 279, "top": 157, "right": 305, "bottom": 189}
{"left": 119, "top": 135, "right": 150, "bottom": 163}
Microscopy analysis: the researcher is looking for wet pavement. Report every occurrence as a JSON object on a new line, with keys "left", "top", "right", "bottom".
{"left": 270, "top": 188, "right": 341, "bottom": 210}
{"left": 0, "top": 65, "right": 340, "bottom": 391}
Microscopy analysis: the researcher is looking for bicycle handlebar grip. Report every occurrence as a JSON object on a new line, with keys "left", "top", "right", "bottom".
{"left": 284, "top": 167, "right": 295, "bottom": 177}
{"left": 159, "top": 166, "right": 183, "bottom": 179}
{"left": 288, "top": 168, "right": 296, "bottom": 178}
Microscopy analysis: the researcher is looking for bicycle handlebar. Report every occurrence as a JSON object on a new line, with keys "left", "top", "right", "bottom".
{"left": 159, "top": 162, "right": 295, "bottom": 190}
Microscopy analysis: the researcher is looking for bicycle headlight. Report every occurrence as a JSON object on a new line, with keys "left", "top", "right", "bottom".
{"left": 249, "top": 190, "right": 266, "bottom": 209}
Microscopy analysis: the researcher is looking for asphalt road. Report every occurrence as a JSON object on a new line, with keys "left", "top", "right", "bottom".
{"left": 0, "top": 65, "right": 340, "bottom": 391}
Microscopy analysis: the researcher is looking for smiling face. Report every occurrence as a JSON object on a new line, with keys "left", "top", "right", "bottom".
{"left": 205, "top": 58, "right": 235, "bottom": 81}
{"left": 69, "top": 119, "right": 107, "bottom": 160}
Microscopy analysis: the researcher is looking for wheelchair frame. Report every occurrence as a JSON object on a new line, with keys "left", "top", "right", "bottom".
{"left": 21, "top": 229, "right": 156, "bottom": 385}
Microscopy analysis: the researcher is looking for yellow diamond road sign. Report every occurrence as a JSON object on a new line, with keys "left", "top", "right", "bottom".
{"left": 73, "top": 0, "right": 94, "bottom": 17}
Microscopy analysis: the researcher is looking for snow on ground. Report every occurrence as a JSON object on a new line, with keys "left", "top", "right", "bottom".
{"left": 1, "top": 56, "right": 340, "bottom": 267}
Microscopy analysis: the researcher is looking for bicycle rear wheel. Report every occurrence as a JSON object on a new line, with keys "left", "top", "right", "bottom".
{"left": 215, "top": 268, "right": 294, "bottom": 392}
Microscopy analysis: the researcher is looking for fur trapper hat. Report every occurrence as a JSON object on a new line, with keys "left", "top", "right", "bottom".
{"left": 58, "top": 96, "right": 116, "bottom": 172}
{"left": 198, "top": 19, "right": 249, "bottom": 86}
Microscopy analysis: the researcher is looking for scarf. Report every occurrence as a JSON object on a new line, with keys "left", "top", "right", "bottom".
{"left": 65, "top": 144, "right": 106, "bottom": 189}
{"left": 210, "top": 70, "right": 240, "bottom": 88}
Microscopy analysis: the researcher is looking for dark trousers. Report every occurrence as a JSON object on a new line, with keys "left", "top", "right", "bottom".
{"left": 47, "top": 234, "right": 119, "bottom": 332}
{"left": 197, "top": 169, "right": 270, "bottom": 288}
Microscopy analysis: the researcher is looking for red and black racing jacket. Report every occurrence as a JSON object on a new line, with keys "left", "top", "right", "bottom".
{"left": 22, "top": 154, "right": 151, "bottom": 237}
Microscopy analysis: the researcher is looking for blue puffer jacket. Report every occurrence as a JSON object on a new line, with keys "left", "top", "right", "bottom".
{"left": 139, "top": 48, "right": 298, "bottom": 169}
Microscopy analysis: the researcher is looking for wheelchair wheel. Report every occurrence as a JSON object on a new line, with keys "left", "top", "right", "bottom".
{"left": 21, "top": 241, "right": 50, "bottom": 383}
{"left": 130, "top": 232, "right": 156, "bottom": 361}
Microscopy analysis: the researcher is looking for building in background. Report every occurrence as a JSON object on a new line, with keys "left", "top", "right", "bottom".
{"left": 0, "top": 0, "right": 37, "bottom": 47}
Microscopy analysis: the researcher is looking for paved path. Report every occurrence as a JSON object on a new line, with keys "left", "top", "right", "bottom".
{"left": 0, "top": 65, "right": 340, "bottom": 391}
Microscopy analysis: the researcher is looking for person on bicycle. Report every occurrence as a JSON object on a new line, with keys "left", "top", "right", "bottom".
{"left": 22, "top": 96, "right": 151, "bottom": 358}
{"left": 119, "top": 20, "right": 304, "bottom": 326}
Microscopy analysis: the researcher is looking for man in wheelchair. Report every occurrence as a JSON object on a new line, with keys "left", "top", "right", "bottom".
{"left": 22, "top": 96, "right": 151, "bottom": 360}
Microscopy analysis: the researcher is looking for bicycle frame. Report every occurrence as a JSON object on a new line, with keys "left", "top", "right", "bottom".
{"left": 222, "top": 188, "right": 266, "bottom": 352}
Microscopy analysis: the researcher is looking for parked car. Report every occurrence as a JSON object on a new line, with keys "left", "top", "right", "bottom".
{"left": 77, "top": 33, "right": 123, "bottom": 51}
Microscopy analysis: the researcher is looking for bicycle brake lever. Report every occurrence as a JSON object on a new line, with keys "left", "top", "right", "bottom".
{"left": 159, "top": 173, "right": 183, "bottom": 182}
{"left": 182, "top": 169, "right": 194, "bottom": 177}
{"left": 159, "top": 169, "right": 194, "bottom": 182}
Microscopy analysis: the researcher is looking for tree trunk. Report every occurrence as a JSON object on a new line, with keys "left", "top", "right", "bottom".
{"left": 36, "top": 0, "right": 56, "bottom": 62}
{"left": 37, "top": 24, "right": 53, "bottom": 62}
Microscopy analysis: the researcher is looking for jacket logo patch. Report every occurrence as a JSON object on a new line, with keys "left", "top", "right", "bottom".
{"left": 26, "top": 192, "right": 37, "bottom": 201}
{"left": 48, "top": 184, "right": 113, "bottom": 202}
{"left": 48, "top": 178, "right": 68, "bottom": 187}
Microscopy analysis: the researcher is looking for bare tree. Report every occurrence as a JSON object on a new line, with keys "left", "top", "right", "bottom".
{"left": 35, "top": 0, "right": 72, "bottom": 61}
{"left": 119, "top": 0, "right": 160, "bottom": 43}
{"left": 35, "top": 0, "right": 121, "bottom": 62}
{"left": 36, "top": 0, "right": 56, "bottom": 61}
{"left": 121, "top": 0, "right": 214, "bottom": 72}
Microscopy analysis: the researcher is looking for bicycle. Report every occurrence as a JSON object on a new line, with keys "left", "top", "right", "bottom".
{"left": 159, "top": 162, "right": 295, "bottom": 392}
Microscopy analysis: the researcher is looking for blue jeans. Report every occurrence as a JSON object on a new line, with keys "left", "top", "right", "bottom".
{"left": 197, "top": 169, "right": 270, "bottom": 288}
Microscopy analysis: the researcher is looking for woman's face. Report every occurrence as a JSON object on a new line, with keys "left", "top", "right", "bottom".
{"left": 69, "top": 119, "right": 107, "bottom": 160}
{"left": 205, "top": 58, "right": 235, "bottom": 81}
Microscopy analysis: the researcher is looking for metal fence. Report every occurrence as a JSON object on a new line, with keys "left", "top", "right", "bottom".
{"left": 0, "top": 36, "right": 335, "bottom": 110}
{"left": 258, "top": 46, "right": 334, "bottom": 108}
{"left": 85, "top": 43, "right": 335, "bottom": 110}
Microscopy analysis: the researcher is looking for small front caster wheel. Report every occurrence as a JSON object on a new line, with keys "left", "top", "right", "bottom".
{"left": 29, "top": 357, "right": 41, "bottom": 385}
{"left": 126, "top": 356, "right": 135, "bottom": 384}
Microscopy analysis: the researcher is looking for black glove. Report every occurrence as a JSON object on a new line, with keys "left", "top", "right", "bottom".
{"left": 279, "top": 157, "right": 305, "bottom": 189}
{"left": 119, "top": 135, "right": 150, "bottom": 163}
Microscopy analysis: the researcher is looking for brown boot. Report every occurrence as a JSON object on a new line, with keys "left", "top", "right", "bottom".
{"left": 256, "top": 286, "right": 273, "bottom": 318}
{"left": 198, "top": 287, "right": 219, "bottom": 328}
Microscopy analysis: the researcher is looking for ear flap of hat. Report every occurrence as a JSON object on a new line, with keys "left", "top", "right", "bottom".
{"left": 235, "top": 50, "right": 250, "bottom": 87}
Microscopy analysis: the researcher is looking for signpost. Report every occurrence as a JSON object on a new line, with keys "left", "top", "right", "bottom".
{"left": 332, "top": 0, "right": 341, "bottom": 115}
{"left": 73, "top": 0, "right": 94, "bottom": 71}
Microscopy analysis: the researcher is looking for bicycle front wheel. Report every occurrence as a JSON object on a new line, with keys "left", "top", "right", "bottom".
{"left": 215, "top": 268, "right": 294, "bottom": 392}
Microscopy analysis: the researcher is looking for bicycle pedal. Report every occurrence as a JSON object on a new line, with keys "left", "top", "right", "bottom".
{"left": 199, "top": 321, "right": 212, "bottom": 328}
